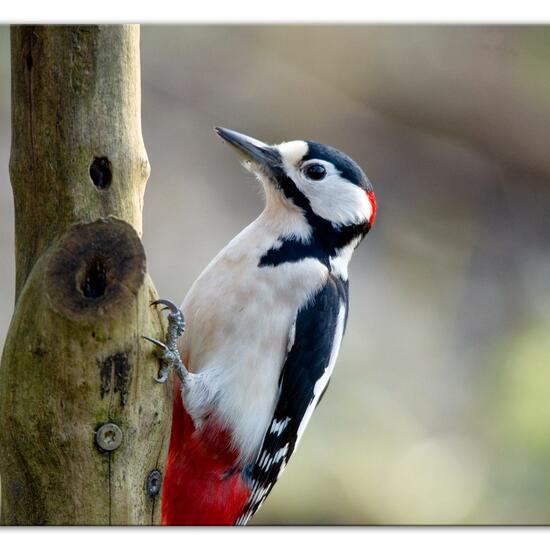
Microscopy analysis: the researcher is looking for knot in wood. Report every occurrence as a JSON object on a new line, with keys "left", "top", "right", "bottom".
{"left": 45, "top": 218, "right": 146, "bottom": 323}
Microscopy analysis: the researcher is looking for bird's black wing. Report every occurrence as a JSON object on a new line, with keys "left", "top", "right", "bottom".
{"left": 235, "top": 274, "right": 348, "bottom": 525}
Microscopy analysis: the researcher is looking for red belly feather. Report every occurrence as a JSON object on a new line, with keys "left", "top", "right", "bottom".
{"left": 161, "top": 379, "right": 250, "bottom": 525}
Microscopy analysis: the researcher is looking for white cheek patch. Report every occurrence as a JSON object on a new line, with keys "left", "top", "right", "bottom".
{"left": 277, "top": 141, "right": 308, "bottom": 167}
{"left": 297, "top": 173, "right": 373, "bottom": 226}
{"left": 275, "top": 141, "right": 372, "bottom": 226}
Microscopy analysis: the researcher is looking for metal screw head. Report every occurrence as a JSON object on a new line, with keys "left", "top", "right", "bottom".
{"left": 146, "top": 469, "right": 163, "bottom": 498}
{"left": 95, "top": 422, "right": 123, "bottom": 451}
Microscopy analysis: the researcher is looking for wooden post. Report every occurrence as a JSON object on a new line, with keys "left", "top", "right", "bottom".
{"left": 0, "top": 25, "right": 172, "bottom": 525}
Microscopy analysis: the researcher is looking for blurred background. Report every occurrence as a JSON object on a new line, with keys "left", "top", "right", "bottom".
{"left": 1, "top": 25, "right": 550, "bottom": 524}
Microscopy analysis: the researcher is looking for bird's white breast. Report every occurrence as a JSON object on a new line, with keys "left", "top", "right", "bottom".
{"left": 179, "top": 212, "right": 329, "bottom": 463}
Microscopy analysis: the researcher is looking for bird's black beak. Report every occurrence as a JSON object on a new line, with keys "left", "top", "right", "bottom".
{"left": 215, "top": 127, "right": 281, "bottom": 172}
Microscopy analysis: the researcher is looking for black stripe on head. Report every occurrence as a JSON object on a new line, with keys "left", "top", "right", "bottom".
{"left": 262, "top": 178, "right": 371, "bottom": 269}
{"left": 259, "top": 141, "right": 372, "bottom": 268}
{"left": 304, "top": 141, "right": 373, "bottom": 192}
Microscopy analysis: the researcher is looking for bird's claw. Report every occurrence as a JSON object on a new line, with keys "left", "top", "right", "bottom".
{"left": 141, "top": 335, "right": 169, "bottom": 351}
{"left": 150, "top": 299, "right": 185, "bottom": 337}
{"left": 154, "top": 369, "right": 171, "bottom": 384}
{"left": 143, "top": 299, "right": 188, "bottom": 384}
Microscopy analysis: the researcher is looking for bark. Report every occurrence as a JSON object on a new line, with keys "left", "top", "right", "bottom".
{"left": 0, "top": 25, "right": 172, "bottom": 525}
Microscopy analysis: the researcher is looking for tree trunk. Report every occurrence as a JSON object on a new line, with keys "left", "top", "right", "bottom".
{"left": 0, "top": 25, "right": 172, "bottom": 525}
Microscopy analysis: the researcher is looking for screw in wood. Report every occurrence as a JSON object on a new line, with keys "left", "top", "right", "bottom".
{"left": 146, "top": 469, "right": 163, "bottom": 498}
{"left": 95, "top": 422, "right": 123, "bottom": 452}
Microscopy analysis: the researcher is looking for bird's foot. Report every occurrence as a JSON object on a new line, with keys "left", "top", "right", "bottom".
{"left": 143, "top": 299, "right": 188, "bottom": 384}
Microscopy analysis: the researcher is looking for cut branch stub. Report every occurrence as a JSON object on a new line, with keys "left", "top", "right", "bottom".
{"left": 46, "top": 218, "right": 146, "bottom": 323}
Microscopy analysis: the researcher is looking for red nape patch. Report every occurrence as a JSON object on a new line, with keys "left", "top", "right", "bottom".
{"left": 366, "top": 190, "right": 377, "bottom": 227}
{"left": 161, "top": 379, "right": 250, "bottom": 525}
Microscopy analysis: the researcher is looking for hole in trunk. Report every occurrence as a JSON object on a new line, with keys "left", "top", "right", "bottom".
{"left": 81, "top": 257, "right": 108, "bottom": 299}
{"left": 90, "top": 157, "right": 112, "bottom": 189}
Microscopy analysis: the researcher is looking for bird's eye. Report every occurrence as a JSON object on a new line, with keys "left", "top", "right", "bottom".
{"left": 304, "top": 164, "right": 326, "bottom": 181}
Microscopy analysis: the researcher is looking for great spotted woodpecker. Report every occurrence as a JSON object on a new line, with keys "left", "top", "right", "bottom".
{"left": 144, "top": 128, "right": 376, "bottom": 525}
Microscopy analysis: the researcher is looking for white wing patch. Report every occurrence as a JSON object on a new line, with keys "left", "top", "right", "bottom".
{"left": 270, "top": 417, "right": 290, "bottom": 436}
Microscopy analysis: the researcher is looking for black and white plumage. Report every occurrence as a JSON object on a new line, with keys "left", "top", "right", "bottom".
{"left": 168, "top": 128, "right": 376, "bottom": 525}
{"left": 236, "top": 274, "right": 349, "bottom": 524}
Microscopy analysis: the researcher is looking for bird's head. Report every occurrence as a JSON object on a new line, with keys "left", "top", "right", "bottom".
{"left": 215, "top": 127, "right": 376, "bottom": 250}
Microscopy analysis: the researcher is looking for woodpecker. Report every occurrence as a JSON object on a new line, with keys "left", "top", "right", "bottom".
{"left": 144, "top": 127, "right": 376, "bottom": 525}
